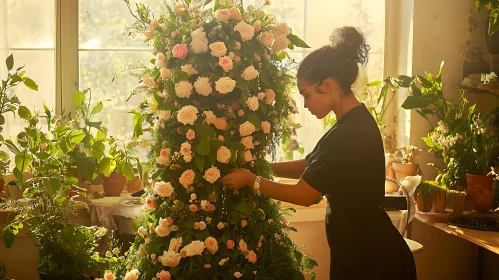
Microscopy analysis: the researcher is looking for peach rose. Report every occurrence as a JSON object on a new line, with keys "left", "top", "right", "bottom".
{"left": 229, "top": 7, "right": 243, "bottom": 20}
{"left": 226, "top": 239, "right": 235, "bottom": 249}
{"left": 243, "top": 150, "right": 253, "bottom": 162}
{"left": 180, "top": 142, "right": 192, "bottom": 156}
{"left": 209, "top": 42, "right": 227, "bottom": 57}
{"left": 265, "top": 89, "right": 276, "bottom": 104}
{"left": 144, "top": 196, "right": 157, "bottom": 211}
{"left": 241, "top": 136, "right": 254, "bottom": 149}
{"left": 172, "top": 43, "right": 188, "bottom": 59}
{"left": 213, "top": 118, "right": 228, "bottom": 131}
{"left": 261, "top": 121, "right": 271, "bottom": 134}
{"left": 205, "top": 237, "right": 219, "bottom": 254}
{"left": 241, "top": 220, "right": 248, "bottom": 227}
{"left": 238, "top": 239, "right": 248, "bottom": 253}
{"left": 218, "top": 56, "right": 233, "bottom": 72}
{"left": 246, "top": 250, "right": 257, "bottom": 263}
{"left": 203, "top": 166, "right": 221, "bottom": 184}
{"left": 239, "top": 121, "right": 256, "bottom": 137}
{"left": 217, "top": 146, "right": 231, "bottom": 164}
{"left": 186, "top": 129, "right": 196, "bottom": 140}
{"left": 189, "top": 204, "right": 198, "bottom": 212}
{"left": 179, "top": 169, "right": 195, "bottom": 187}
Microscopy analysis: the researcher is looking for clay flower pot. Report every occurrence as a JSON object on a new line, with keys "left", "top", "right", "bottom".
{"left": 452, "top": 193, "right": 467, "bottom": 216}
{"left": 103, "top": 173, "right": 126, "bottom": 197}
{"left": 392, "top": 163, "right": 417, "bottom": 181}
{"left": 433, "top": 190, "right": 446, "bottom": 213}
{"left": 466, "top": 174, "right": 495, "bottom": 213}
{"left": 126, "top": 177, "right": 143, "bottom": 194}
{"left": 415, "top": 192, "right": 432, "bottom": 212}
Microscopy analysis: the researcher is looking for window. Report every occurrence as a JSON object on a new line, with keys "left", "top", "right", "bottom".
{"left": 1, "top": 0, "right": 386, "bottom": 161}
{"left": 0, "top": 0, "right": 56, "bottom": 138}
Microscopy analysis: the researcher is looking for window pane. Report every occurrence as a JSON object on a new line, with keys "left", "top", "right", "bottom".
{"left": 79, "top": 51, "right": 153, "bottom": 137}
{"left": 2, "top": 0, "right": 55, "bottom": 49}
{"left": 79, "top": 0, "right": 163, "bottom": 49}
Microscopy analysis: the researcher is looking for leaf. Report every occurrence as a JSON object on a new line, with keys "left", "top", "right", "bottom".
{"left": 17, "top": 106, "right": 32, "bottom": 120}
{"left": 98, "top": 157, "right": 115, "bottom": 177}
{"left": 230, "top": 141, "right": 245, "bottom": 151}
{"left": 228, "top": 211, "right": 240, "bottom": 225}
{"left": 401, "top": 95, "right": 433, "bottom": 110}
{"left": 366, "top": 80, "right": 382, "bottom": 87}
{"left": 122, "top": 161, "right": 134, "bottom": 181}
{"left": 197, "top": 123, "right": 216, "bottom": 138}
{"left": 91, "top": 102, "right": 104, "bottom": 116}
{"left": 133, "top": 112, "right": 144, "bottom": 138}
{"left": 2, "top": 222, "right": 23, "bottom": 248}
{"left": 70, "top": 130, "right": 86, "bottom": 145}
{"left": 6, "top": 54, "right": 14, "bottom": 71}
{"left": 43, "top": 177, "right": 61, "bottom": 198}
{"left": 196, "top": 136, "right": 211, "bottom": 156}
{"left": 210, "top": 139, "right": 223, "bottom": 149}
{"left": 15, "top": 153, "right": 31, "bottom": 173}
{"left": 214, "top": 0, "right": 221, "bottom": 11}
{"left": 13, "top": 168, "right": 22, "bottom": 184}
{"left": 251, "top": 225, "right": 262, "bottom": 239}
{"left": 172, "top": 69, "right": 190, "bottom": 82}
{"left": 208, "top": 148, "right": 217, "bottom": 166}
{"left": 0, "top": 115, "right": 4, "bottom": 126}
{"left": 150, "top": 167, "right": 165, "bottom": 180}
{"left": 147, "top": 239, "right": 164, "bottom": 254}
{"left": 97, "top": 129, "right": 107, "bottom": 141}
{"left": 291, "top": 270, "right": 305, "bottom": 280}
{"left": 22, "top": 77, "right": 38, "bottom": 91}
{"left": 43, "top": 103, "right": 51, "bottom": 120}
{"left": 287, "top": 34, "right": 310, "bottom": 48}
{"left": 73, "top": 91, "right": 86, "bottom": 109}
{"left": 235, "top": 200, "right": 254, "bottom": 218}
{"left": 247, "top": 113, "right": 262, "bottom": 130}
{"left": 195, "top": 156, "right": 205, "bottom": 173}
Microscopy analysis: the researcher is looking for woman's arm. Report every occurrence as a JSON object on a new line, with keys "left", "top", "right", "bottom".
{"left": 269, "top": 159, "right": 307, "bottom": 179}
{"left": 223, "top": 168, "right": 322, "bottom": 207}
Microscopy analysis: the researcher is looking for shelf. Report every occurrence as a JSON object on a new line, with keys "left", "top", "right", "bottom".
{"left": 459, "top": 84, "right": 499, "bottom": 95}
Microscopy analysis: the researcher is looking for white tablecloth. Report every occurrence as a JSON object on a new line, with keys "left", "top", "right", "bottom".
{"left": 87, "top": 192, "right": 143, "bottom": 231}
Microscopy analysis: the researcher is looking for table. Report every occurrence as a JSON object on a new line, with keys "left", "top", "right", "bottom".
{"left": 87, "top": 192, "right": 143, "bottom": 232}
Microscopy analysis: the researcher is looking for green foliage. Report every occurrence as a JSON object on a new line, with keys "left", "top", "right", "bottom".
{"left": 476, "top": 1, "right": 499, "bottom": 36}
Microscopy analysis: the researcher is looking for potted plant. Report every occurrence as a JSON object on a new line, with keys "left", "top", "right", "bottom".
{"left": 430, "top": 181, "right": 447, "bottom": 213}
{"left": 415, "top": 181, "right": 434, "bottom": 212}
{"left": 392, "top": 145, "right": 420, "bottom": 181}
{"left": 98, "top": 136, "right": 142, "bottom": 197}
{"left": 460, "top": 10, "right": 489, "bottom": 79}
{"left": 476, "top": 1, "right": 499, "bottom": 72}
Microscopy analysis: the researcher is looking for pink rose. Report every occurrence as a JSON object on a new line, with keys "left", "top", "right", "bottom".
{"left": 272, "top": 34, "right": 290, "bottom": 52}
{"left": 218, "top": 135, "right": 225, "bottom": 142}
{"left": 205, "top": 237, "right": 219, "bottom": 254}
{"left": 246, "top": 250, "right": 257, "bottom": 263}
{"left": 257, "top": 92, "right": 266, "bottom": 100}
{"left": 180, "top": 142, "right": 192, "bottom": 155}
{"left": 213, "top": 118, "right": 228, "bottom": 131}
{"left": 144, "top": 196, "right": 157, "bottom": 211}
{"left": 104, "top": 272, "right": 116, "bottom": 280}
{"left": 226, "top": 240, "right": 235, "bottom": 250}
{"left": 208, "top": 204, "right": 216, "bottom": 211}
{"left": 172, "top": 44, "right": 188, "bottom": 59}
{"left": 241, "top": 220, "right": 248, "bottom": 227}
{"left": 261, "top": 121, "right": 271, "bottom": 134}
{"left": 259, "top": 32, "right": 275, "bottom": 47}
{"left": 243, "top": 150, "right": 253, "bottom": 162}
{"left": 229, "top": 7, "right": 243, "bottom": 20}
{"left": 194, "top": 222, "right": 200, "bottom": 230}
{"left": 186, "top": 129, "right": 196, "bottom": 140}
{"left": 265, "top": 89, "right": 276, "bottom": 104}
{"left": 216, "top": 9, "right": 230, "bottom": 22}
{"left": 234, "top": 272, "right": 243, "bottom": 278}
{"left": 157, "top": 270, "right": 171, "bottom": 280}
{"left": 234, "top": 55, "right": 241, "bottom": 62}
{"left": 218, "top": 56, "right": 233, "bottom": 72}
{"left": 253, "top": 20, "right": 262, "bottom": 32}
{"left": 179, "top": 169, "right": 195, "bottom": 187}
{"left": 238, "top": 239, "right": 248, "bottom": 253}
{"left": 189, "top": 204, "right": 198, "bottom": 212}
{"left": 258, "top": 241, "right": 263, "bottom": 248}
{"left": 241, "top": 136, "right": 254, "bottom": 149}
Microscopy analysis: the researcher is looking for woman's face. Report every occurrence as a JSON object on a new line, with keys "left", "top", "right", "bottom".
{"left": 297, "top": 78, "right": 337, "bottom": 119}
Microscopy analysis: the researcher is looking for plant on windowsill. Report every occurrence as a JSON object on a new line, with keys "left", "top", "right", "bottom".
{"left": 414, "top": 181, "right": 434, "bottom": 212}
{"left": 479, "top": 71, "right": 498, "bottom": 90}
{"left": 391, "top": 145, "right": 421, "bottom": 181}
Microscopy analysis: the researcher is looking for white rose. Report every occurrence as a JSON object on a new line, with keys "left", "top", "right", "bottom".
{"left": 184, "top": 240, "right": 205, "bottom": 257}
{"left": 124, "top": 269, "right": 140, "bottom": 280}
{"left": 137, "top": 226, "right": 148, "bottom": 237}
{"left": 259, "top": 32, "right": 275, "bottom": 47}
{"left": 181, "top": 64, "right": 198, "bottom": 76}
{"left": 191, "top": 28, "right": 207, "bottom": 41}
{"left": 241, "top": 66, "right": 259, "bottom": 81}
{"left": 155, "top": 225, "right": 172, "bottom": 237}
{"left": 239, "top": 121, "right": 256, "bottom": 137}
{"left": 243, "top": 150, "right": 253, "bottom": 162}
{"left": 159, "top": 250, "right": 182, "bottom": 267}
{"left": 191, "top": 39, "right": 209, "bottom": 54}
{"left": 177, "top": 105, "right": 199, "bottom": 125}
{"left": 160, "top": 68, "right": 172, "bottom": 80}
{"left": 217, "top": 146, "right": 231, "bottom": 163}
{"left": 204, "top": 166, "right": 221, "bottom": 184}
{"left": 209, "top": 42, "right": 228, "bottom": 57}
{"left": 142, "top": 73, "right": 157, "bottom": 87}
{"left": 234, "top": 21, "right": 255, "bottom": 41}
{"left": 215, "top": 77, "right": 237, "bottom": 94}
{"left": 158, "top": 110, "right": 171, "bottom": 120}
{"left": 246, "top": 96, "right": 259, "bottom": 111}
{"left": 199, "top": 221, "right": 207, "bottom": 230}
{"left": 169, "top": 237, "right": 183, "bottom": 252}
{"left": 194, "top": 77, "right": 212, "bottom": 96}
{"left": 216, "top": 9, "right": 230, "bottom": 22}
{"left": 241, "top": 136, "right": 254, "bottom": 149}
{"left": 180, "top": 142, "right": 192, "bottom": 156}
{"left": 276, "top": 22, "right": 291, "bottom": 35}
{"left": 175, "top": 81, "right": 193, "bottom": 98}
{"left": 154, "top": 182, "right": 174, "bottom": 197}
{"left": 272, "top": 34, "right": 290, "bottom": 52}
{"left": 155, "top": 52, "right": 167, "bottom": 68}
{"left": 184, "top": 154, "right": 192, "bottom": 163}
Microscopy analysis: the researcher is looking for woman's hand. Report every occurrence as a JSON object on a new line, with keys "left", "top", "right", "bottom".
{"left": 222, "top": 168, "right": 257, "bottom": 190}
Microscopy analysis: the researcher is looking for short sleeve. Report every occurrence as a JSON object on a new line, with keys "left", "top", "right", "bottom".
{"left": 301, "top": 135, "right": 353, "bottom": 195}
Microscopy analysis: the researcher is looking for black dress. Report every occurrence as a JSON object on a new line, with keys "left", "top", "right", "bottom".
{"left": 302, "top": 104, "right": 417, "bottom": 280}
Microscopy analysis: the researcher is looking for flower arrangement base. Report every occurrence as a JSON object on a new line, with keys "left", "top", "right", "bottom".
{"left": 416, "top": 192, "right": 432, "bottom": 212}
{"left": 392, "top": 163, "right": 417, "bottom": 181}
{"left": 433, "top": 190, "right": 446, "bottom": 213}
{"left": 103, "top": 173, "right": 126, "bottom": 197}
{"left": 466, "top": 174, "right": 494, "bottom": 213}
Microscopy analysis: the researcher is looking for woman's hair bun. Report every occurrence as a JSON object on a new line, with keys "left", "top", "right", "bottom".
{"left": 330, "top": 26, "right": 370, "bottom": 65}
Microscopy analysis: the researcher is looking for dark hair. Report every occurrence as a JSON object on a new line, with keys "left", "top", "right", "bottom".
{"left": 297, "top": 26, "right": 370, "bottom": 94}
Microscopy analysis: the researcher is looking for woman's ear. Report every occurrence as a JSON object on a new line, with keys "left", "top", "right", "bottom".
{"left": 320, "top": 78, "right": 338, "bottom": 94}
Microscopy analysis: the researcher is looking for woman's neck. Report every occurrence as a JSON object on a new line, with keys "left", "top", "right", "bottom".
{"left": 333, "top": 94, "right": 361, "bottom": 121}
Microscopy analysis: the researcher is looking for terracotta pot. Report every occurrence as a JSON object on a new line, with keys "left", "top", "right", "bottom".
{"left": 462, "top": 61, "right": 490, "bottom": 79}
{"left": 466, "top": 174, "right": 495, "bottom": 213}
{"left": 103, "top": 173, "right": 126, "bottom": 197}
{"left": 392, "top": 163, "right": 417, "bottom": 181}
{"left": 433, "top": 190, "right": 446, "bottom": 213}
{"left": 126, "top": 177, "right": 143, "bottom": 194}
{"left": 452, "top": 193, "right": 467, "bottom": 216}
{"left": 415, "top": 192, "right": 432, "bottom": 212}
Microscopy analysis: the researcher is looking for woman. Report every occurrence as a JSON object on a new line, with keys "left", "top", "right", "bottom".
{"left": 222, "top": 26, "right": 417, "bottom": 279}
